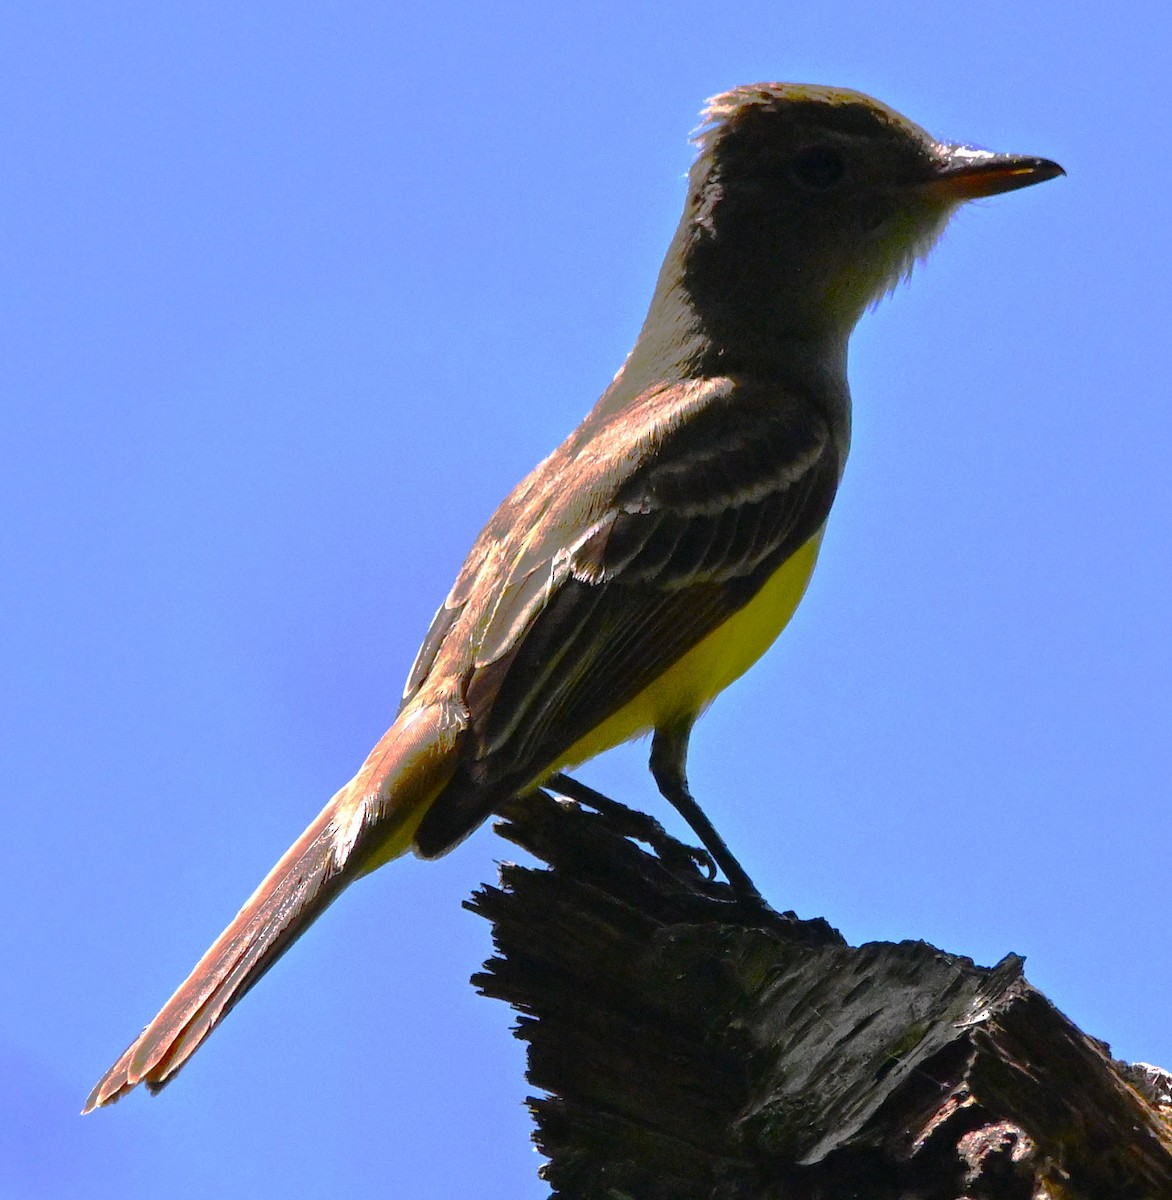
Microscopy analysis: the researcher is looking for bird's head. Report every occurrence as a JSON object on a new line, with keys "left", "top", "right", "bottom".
{"left": 680, "top": 83, "right": 1063, "bottom": 340}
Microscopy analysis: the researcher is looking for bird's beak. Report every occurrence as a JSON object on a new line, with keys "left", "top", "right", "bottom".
{"left": 923, "top": 145, "right": 1065, "bottom": 201}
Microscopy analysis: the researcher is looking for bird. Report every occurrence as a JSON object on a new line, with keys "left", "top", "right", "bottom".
{"left": 84, "top": 83, "right": 1063, "bottom": 1111}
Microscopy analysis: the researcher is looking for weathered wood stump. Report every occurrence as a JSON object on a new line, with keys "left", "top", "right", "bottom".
{"left": 467, "top": 785, "right": 1172, "bottom": 1199}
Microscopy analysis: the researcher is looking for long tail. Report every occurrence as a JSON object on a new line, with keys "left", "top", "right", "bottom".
{"left": 83, "top": 701, "right": 463, "bottom": 1112}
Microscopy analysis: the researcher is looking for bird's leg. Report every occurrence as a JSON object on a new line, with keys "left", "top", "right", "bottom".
{"left": 544, "top": 772, "right": 716, "bottom": 881}
{"left": 650, "top": 721, "right": 765, "bottom": 905}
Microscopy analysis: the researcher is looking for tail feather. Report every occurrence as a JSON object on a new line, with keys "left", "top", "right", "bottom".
{"left": 83, "top": 702, "right": 463, "bottom": 1112}
{"left": 87, "top": 797, "right": 349, "bottom": 1109}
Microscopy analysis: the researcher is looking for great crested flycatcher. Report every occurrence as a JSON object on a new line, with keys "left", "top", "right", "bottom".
{"left": 85, "top": 83, "right": 1062, "bottom": 1111}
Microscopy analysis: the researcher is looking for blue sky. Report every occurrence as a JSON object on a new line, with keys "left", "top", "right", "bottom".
{"left": 4, "top": 4, "right": 1170, "bottom": 1197}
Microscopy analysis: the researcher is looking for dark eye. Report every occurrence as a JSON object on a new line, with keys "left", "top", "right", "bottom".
{"left": 791, "top": 145, "right": 847, "bottom": 189}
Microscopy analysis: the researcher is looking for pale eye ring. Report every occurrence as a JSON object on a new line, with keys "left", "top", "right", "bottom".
{"left": 791, "top": 145, "right": 847, "bottom": 189}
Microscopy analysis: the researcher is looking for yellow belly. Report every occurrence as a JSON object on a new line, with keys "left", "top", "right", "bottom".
{"left": 539, "top": 528, "right": 825, "bottom": 780}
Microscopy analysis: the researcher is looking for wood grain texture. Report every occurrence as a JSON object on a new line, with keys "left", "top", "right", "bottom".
{"left": 468, "top": 787, "right": 1172, "bottom": 1199}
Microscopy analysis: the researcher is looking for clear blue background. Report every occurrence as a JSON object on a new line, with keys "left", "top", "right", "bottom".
{"left": 4, "top": 4, "right": 1169, "bottom": 1197}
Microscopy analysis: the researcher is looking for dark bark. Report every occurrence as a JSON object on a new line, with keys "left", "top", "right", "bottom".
{"left": 466, "top": 787, "right": 1172, "bottom": 1199}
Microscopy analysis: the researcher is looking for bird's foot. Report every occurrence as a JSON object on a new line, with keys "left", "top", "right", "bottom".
{"left": 544, "top": 773, "right": 717, "bottom": 882}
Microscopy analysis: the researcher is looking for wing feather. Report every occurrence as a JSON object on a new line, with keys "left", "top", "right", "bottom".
{"left": 458, "top": 380, "right": 842, "bottom": 788}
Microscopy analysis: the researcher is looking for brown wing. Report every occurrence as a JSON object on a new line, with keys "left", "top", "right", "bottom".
{"left": 400, "top": 375, "right": 734, "bottom": 711}
{"left": 457, "top": 378, "right": 842, "bottom": 790}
